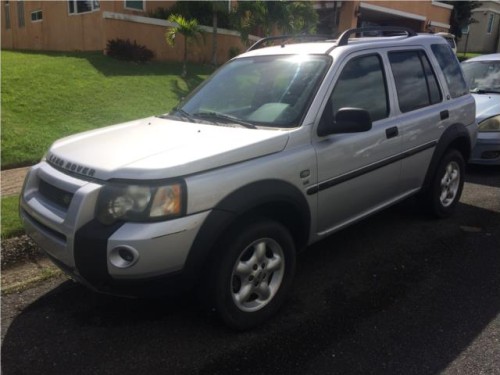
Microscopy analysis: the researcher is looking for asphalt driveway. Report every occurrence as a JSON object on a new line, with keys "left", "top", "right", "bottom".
{"left": 2, "top": 165, "right": 499, "bottom": 375}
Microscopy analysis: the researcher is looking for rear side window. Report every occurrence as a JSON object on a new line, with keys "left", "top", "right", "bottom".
{"left": 389, "top": 50, "right": 442, "bottom": 113}
{"left": 329, "top": 54, "right": 389, "bottom": 122}
{"left": 431, "top": 44, "right": 468, "bottom": 98}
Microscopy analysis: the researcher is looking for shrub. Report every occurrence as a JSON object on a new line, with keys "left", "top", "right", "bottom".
{"left": 106, "top": 39, "right": 154, "bottom": 63}
{"left": 228, "top": 46, "right": 241, "bottom": 59}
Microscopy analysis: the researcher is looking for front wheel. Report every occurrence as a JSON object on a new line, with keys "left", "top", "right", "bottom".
{"left": 424, "top": 149, "right": 465, "bottom": 218}
{"left": 204, "top": 218, "right": 296, "bottom": 330}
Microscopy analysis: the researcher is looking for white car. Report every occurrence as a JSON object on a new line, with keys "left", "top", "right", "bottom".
{"left": 462, "top": 53, "right": 500, "bottom": 165}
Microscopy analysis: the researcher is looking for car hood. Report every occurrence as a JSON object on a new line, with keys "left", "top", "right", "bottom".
{"left": 46, "top": 116, "right": 289, "bottom": 180}
{"left": 472, "top": 93, "right": 500, "bottom": 122}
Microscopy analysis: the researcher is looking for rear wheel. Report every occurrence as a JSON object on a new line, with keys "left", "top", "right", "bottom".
{"left": 424, "top": 149, "right": 465, "bottom": 218}
{"left": 204, "top": 218, "right": 296, "bottom": 330}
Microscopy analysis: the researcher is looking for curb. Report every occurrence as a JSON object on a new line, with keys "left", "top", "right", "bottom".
{"left": 1, "top": 167, "right": 61, "bottom": 293}
{"left": 1, "top": 234, "right": 61, "bottom": 294}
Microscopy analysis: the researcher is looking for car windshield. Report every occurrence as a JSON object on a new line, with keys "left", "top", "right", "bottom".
{"left": 174, "top": 55, "right": 331, "bottom": 128}
{"left": 462, "top": 60, "right": 500, "bottom": 94}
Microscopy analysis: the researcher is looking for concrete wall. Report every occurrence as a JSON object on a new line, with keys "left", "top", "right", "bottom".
{"left": 2, "top": 0, "right": 454, "bottom": 61}
{"left": 336, "top": 0, "right": 452, "bottom": 33}
{"left": 2, "top": 1, "right": 109, "bottom": 51}
{"left": 1, "top": 0, "right": 252, "bottom": 64}
{"left": 102, "top": 12, "right": 252, "bottom": 64}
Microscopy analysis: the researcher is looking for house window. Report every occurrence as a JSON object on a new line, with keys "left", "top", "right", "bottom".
{"left": 4, "top": 1, "right": 11, "bottom": 29}
{"left": 31, "top": 10, "right": 43, "bottom": 22}
{"left": 125, "top": 1, "right": 144, "bottom": 11}
{"left": 17, "top": 0, "right": 25, "bottom": 27}
{"left": 68, "top": 0, "right": 100, "bottom": 15}
{"left": 487, "top": 14, "right": 495, "bottom": 34}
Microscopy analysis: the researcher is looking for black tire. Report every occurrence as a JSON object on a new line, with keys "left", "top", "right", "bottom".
{"left": 203, "top": 218, "right": 296, "bottom": 330}
{"left": 424, "top": 149, "right": 465, "bottom": 218}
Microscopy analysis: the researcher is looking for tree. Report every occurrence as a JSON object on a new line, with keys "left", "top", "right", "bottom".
{"left": 165, "top": 14, "right": 202, "bottom": 77}
{"left": 283, "top": 2, "right": 319, "bottom": 35}
{"left": 443, "top": 1, "right": 482, "bottom": 40}
{"left": 210, "top": 2, "right": 230, "bottom": 66}
{"left": 230, "top": 1, "right": 318, "bottom": 43}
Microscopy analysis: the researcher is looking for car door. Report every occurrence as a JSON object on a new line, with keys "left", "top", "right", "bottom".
{"left": 313, "top": 51, "right": 403, "bottom": 235}
{"left": 386, "top": 48, "right": 448, "bottom": 193}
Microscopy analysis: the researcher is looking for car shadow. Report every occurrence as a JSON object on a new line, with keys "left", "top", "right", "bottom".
{"left": 466, "top": 164, "right": 500, "bottom": 188}
{"left": 2, "top": 201, "right": 499, "bottom": 374}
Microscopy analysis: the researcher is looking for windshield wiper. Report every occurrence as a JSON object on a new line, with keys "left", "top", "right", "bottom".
{"left": 192, "top": 112, "right": 257, "bottom": 129}
{"left": 167, "top": 108, "right": 197, "bottom": 122}
{"left": 470, "top": 88, "right": 500, "bottom": 94}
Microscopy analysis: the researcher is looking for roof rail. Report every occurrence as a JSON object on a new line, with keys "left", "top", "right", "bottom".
{"left": 336, "top": 26, "right": 417, "bottom": 46}
{"left": 247, "top": 34, "right": 333, "bottom": 52}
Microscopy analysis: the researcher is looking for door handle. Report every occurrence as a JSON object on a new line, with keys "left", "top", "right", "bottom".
{"left": 440, "top": 110, "right": 449, "bottom": 120}
{"left": 385, "top": 126, "right": 399, "bottom": 139}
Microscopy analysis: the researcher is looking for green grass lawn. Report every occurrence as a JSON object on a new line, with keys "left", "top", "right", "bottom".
{"left": 1, "top": 50, "right": 212, "bottom": 239}
{"left": 457, "top": 52, "right": 483, "bottom": 62}
{"left": 1, "top": 195, "right": 23, "bottom": 239}
{"left": 1, "top": 50, "right": 213, "bottom": 168}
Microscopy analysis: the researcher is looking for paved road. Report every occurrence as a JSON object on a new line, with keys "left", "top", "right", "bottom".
{"left": 2, "top": 166, "right": 499, "bottom": 375}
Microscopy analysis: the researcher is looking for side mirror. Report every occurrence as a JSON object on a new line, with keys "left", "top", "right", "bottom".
{"left": 318, "top": 107, "right": 372, "bottom": 136}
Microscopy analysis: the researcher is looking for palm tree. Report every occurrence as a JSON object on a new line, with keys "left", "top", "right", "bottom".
{"left": 165, "top": 14, "right": 202, "bottom": 77}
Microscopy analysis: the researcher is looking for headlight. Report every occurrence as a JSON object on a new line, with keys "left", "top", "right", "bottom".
{"left": 478, "top": 115, "right": 500, "bottom": 132}
{"left": 96, "top": 181, "right": 185, "bottom": 225}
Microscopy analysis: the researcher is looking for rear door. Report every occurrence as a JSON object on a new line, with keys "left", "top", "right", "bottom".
{"left": 387, "top": 47, "right": 453, "bottom": 193}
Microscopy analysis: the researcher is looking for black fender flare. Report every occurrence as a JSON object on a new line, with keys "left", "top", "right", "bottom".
{"left": 422, "top": 123, "right": 472, "bottom": 191}
{"left": 182, "top": 179, "right": 311, "bottom": 283}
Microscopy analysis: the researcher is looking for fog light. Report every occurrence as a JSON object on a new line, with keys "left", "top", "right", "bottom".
{"left": 109, "top": 246, "right": 139, "bottom": 268}
{"left": 481, "top": 151, "right": 500, "bottom": 160}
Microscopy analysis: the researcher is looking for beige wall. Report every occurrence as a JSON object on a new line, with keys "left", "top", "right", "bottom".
{"left": 102, "top": 15, "right": 250, "bottom": 64}
{"left": 457, "top": 1, "right": 500, "bottom": 54}
{"left": 1, "top": 0, "right": 249, "bottom": 64}
{"left": 102, "top": 1, "right": 173, "bottom": 17}
{"left": 337, "top": 1, "right": 358, "bottom": 32}
{"left": 2, "top": 0, "right": 455, "bottom": 60}
{"left": 2, "top": 1, "right": 104, "bottom": 51}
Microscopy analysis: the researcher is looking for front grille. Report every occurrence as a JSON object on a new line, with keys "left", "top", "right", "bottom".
{"left": 39, "top": 179, "right": 74, "bottom": 210}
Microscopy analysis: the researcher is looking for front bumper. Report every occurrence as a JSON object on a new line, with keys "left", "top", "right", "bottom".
{"left": 469, "top": 133, "right": 500, "bottom": 165}
{"left": 20, "top": 162, "right": 209, "bottom": 296}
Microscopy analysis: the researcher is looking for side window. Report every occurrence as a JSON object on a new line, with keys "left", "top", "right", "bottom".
{"left": 431, "top": 44, "right": 468, "bottom": 98}
{"left": 389, "top": 50, "right": 442, "bottom": 113}
{"left": 125, "top": 1, "right": 144, "bottom": 11}
{"left": 4, "top": 1, "right": 11, "bottom": 30}
{"left": 328, "top": 54, "right": 389, "bottom": 123}
{"left": 68, "top": 0, "right": 100, "bottom": 15}
{"left": 17, "top": 0, "right": 25, "bottom": 28}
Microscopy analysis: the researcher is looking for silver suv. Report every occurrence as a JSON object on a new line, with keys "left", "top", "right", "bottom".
{"left": 20, "top": 27, "right": 476, "bottom": 329}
